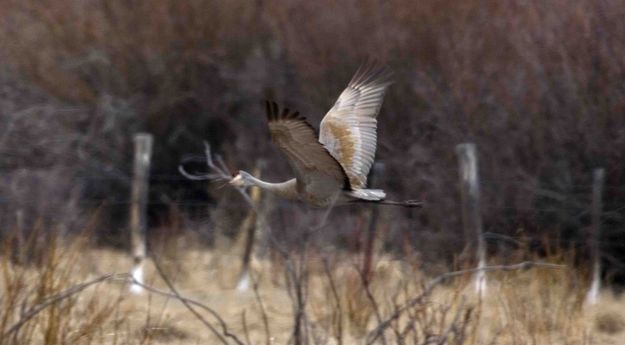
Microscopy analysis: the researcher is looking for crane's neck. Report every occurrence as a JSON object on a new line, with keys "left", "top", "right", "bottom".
{"left": 247, "top": 175, "right": 299, "bottom": 200}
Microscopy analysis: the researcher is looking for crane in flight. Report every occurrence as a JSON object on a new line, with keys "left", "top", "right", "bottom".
{"left": 230, "top": 62, "right": 421, "bottom": 208}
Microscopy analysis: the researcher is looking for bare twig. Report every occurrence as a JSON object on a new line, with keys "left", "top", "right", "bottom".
{"left": 180, "top": 142, "right": 338, "bottom": 345}
{"left": 241, "top": 311, "right": 252, "bottom": 345}
{"left": 366, "top": 261, "right": 565, "bottom": 345}
{"left": 284, "top": 252, "right": 310, "bottom": 345}
{"left": 308, "top": 192, "right": 339, "bottom": 233}
{"left": 355, "top": 265, "right": 388, "bottom": 345}
{"left": 322, "top": 259, "right": 343, "bottom": 345}
{"left": 147, "top": 250, "right": 245, "bottom": 345}
{"left": 436, "top": 297, "right": 468, "bottom": 344}
{"left": 121, "top": 277, "right": 238, "bottom": 343}
{"left": 3, "top": 273, "right": 118, "bottom": 338}
{"left": 247, "top": 274, "right": 272, "bottom": 345}
{"left": 180, "top": 142, "right": 290, "bottom": 258}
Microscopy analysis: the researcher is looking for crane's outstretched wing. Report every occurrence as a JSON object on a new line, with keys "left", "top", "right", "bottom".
{"left": 265, "top": 101, "right": 350, "bottom": 198}
{"left": 319, "top": 62, "right": 393, "bottom": 189}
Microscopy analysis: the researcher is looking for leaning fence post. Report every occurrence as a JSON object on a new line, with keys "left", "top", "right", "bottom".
{"left": 235, "top": 161, "right": 264, "bottom": 291}
{"left": 129, "top": 133, "right": 153, "bottom": 294}
{"left": 362, "top": 162, "right": 385, "bottom": 285}
{"left": 585, "top": 168, "right": 605, "bottom": 306}
{"left": 456, "top": 143, "right": 487, "bottom": 295}
{"left": 15, "top": 209, "right": 25, "bottom": 264}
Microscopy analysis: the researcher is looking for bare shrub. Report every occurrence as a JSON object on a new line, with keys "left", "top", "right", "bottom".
{"left": 0, "top": 233, "right": 122, "bottom": 345}
{"left": 595, "top": 311, "right": 625, "bottom": 335}
{"left": 0, "top": 0, "right": 624, "bottom": 268}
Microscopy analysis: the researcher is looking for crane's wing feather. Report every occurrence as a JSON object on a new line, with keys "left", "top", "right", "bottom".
{"left": 266, "top": 101, "right": 350, "bottom": 198}
{"left": 319, "top": 62, "right": 393, "bottom": 189}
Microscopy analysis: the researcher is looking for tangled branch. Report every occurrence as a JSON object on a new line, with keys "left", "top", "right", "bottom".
{"left": 366, "top": 261, "right": 566, "bottom": 345}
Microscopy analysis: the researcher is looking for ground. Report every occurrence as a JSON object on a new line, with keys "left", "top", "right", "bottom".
{"left": 1, "top": 240, "right": 624, "bottom": 345}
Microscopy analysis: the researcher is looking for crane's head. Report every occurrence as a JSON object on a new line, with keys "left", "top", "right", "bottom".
{"left": 229, "top": 170, "right": 254, "bottom": 188}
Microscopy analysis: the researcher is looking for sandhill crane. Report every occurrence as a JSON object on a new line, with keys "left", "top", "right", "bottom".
{"left": 230, "top": 63, "right": 421, "bottom": 208}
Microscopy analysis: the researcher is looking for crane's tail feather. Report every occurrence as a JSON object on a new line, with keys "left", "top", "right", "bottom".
{"left": 348, "top": 189, "right": 386, "bottom": 200}
{"left": 349, "top": 189, "right": 423, "bottom": 208}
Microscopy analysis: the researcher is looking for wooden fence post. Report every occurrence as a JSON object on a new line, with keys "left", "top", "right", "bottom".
{"left": 456, "top": 143, "right": 487, "bottom": 295}
{"left": 585, "top": 168, "right": 605, "bottom": 305}
{"left": 235, "top": 162, "right": 264, "bottom": 291}
{"left": 362, "top": 162, "right": 385, "bottom": 285}
{"left": 129, "top": 133, "right": 153, "bottom": 294}
{"left": 15, "top": 209, "right": 25, "bottom": 264}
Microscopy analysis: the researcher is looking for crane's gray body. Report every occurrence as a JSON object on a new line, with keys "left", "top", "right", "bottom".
{"left": 229, "top": 63, "right": 422, "bottom": 209}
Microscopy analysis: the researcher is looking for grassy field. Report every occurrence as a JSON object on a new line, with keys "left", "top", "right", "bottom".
{"left": 0, "top": 234, "right": 623, "bottom": 345}
{"left": 1, "top": 1, "right": 625, "bottom": 344}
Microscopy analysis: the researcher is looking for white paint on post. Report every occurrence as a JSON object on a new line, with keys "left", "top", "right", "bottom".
{"left": 362, "top": 162, "right": 385, "bottom": 283}
{"left": 235, "top": 161, "right": 265, "bottom": 292}
{"left": 456, "top": 143, "right": 487, "bottom": 296}
{"left": 130, "top": 263, "right": 145, "bottom": 294}
{"left": 236, "top": 269, "right": 250, "bottom": 292}
{"left": 129, "top": 133, "right": 153, "bottom": 294}
{"left": 585, "top": 168, "right": 604, "bottom": 306}
{"left": 15, "top": 209, "right": 25, "bottom": 264}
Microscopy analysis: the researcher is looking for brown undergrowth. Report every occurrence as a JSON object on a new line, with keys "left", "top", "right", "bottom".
{"left": 0, "top": 229, "right": 620, "bottom": 344}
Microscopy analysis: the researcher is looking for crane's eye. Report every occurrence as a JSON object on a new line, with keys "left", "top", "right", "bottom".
{"left": 231, "top": 171, "right": 238, "bottom": 177}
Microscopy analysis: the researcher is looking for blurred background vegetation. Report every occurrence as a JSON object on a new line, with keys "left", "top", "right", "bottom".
{"left": 0, "top": 0, "right": 624, "bottom": 281}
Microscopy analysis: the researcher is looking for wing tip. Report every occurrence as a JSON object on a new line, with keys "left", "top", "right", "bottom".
{"left": 262, "top": 99, "right": 351, "bottom": 191}
{"left": 351, "top": 59, "right": 394, "bottom": 87}
{"left": 264, "top": 100, "right": 306, "bottom": 122}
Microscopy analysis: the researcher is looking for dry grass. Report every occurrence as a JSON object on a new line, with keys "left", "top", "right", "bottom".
{"left": 0, "top": 233, "right": 622, "bottom": 345}
{"left": 0, "top": 3, "right": 625, "bottom": 342}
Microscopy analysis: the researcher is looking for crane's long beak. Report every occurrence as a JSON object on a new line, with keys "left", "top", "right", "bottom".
{"left": 229, "top": 174, "right": 244, "bottom": 187}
